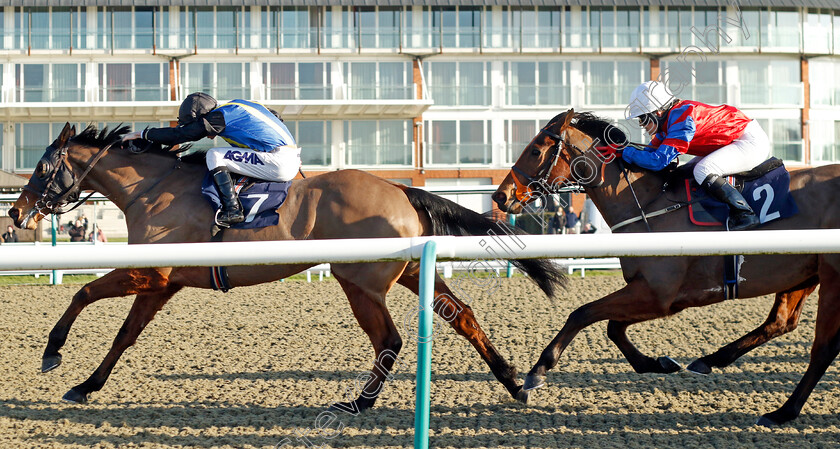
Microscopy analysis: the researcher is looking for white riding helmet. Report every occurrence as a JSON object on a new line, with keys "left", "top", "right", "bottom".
{"left": 626, "top": 81, "right": 675, "bottom": 119}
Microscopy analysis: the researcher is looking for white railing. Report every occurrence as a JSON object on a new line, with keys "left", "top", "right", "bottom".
{"left": 2, "top": 230, "right": 840, "bottom": 449}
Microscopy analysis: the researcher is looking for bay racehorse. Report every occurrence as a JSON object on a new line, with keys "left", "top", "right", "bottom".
{"left": 9, "top": 123, "right": 566, "bottom": 409}
{"left": 492, "top": 109, "right": 840, "bottom": 426}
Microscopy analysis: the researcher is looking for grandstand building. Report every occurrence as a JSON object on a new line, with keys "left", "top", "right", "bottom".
{"left": 0, "top": 1, "right": 837, "bottom": 236}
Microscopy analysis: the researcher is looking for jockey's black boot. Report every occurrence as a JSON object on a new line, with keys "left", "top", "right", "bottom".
{"left": 702, "top": 174, "right": 759, "bottom": 231}
{"left": 210, "top": 167, "right": 245, "bottom": 227}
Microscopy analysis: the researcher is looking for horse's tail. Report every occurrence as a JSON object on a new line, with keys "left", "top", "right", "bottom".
{"left": 400, "top": 186, "right": 567, "bottom": 298}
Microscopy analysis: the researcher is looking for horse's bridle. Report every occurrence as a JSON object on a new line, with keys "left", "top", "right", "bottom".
{"left": 23, "top": 140, "right": 117, "bottom": 217}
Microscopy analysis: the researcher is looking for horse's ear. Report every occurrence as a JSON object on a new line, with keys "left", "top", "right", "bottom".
{"left": 57, "top": 122, "right": 76, "bottom": 147}
{"left": 561, "top": 108, "right": 575, "bottom": 130}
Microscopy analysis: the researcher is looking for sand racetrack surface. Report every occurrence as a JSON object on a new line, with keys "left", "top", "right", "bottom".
{"left": 0, "top": 273, "right": 838, "bottom": 448}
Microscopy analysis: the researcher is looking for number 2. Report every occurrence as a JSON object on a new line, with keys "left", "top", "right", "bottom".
{"left": 752, "top": 184, "right": 780, "bottom": 223}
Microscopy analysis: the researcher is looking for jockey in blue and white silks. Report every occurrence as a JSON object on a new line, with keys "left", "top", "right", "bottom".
{"left": 122, "top": 92, "right": 302, "bottom": 227}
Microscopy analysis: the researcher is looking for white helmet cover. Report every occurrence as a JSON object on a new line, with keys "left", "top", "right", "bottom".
{"left": 625, "top": 81, "right": 675, "bottom": 119}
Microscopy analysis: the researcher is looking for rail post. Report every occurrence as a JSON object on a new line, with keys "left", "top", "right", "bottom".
{"left": 414, "top": 240, "right": 436, "bottom": 449}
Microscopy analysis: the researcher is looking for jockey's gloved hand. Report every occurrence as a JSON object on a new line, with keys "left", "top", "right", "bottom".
{"left": 122, "top": 130, "right": 143, "bottom": 141}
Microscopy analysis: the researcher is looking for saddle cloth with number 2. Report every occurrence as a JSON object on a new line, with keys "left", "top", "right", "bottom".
{"left": 684, "top": 158, "right": 798, "bottom": 227}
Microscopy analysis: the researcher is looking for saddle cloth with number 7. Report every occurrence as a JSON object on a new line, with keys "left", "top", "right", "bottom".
{"left": 200, "top": 173, "right": 292, "bottom": 229}
{"left": 684, "top": 157, "right": 798, "bottom": 227}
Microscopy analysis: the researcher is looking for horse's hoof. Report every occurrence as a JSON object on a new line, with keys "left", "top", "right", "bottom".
{"left": 657, "top": 356, "right": 682, "bottom": 373}
{"left": 41, "top": 355, "right": 62, "bottom": 373}
{"left": 522, "top": 374, "right": 545, "bottom": 391}
{"left": 61, "top": 388, "right": 88, "bottom": 404}
{"left": 686, "top": 359, "right": 712, "bottom": 375}
{"left": 756, "top": 415, "right": 780, "bottom": 428}
{"left": 515, "top": 387, "right": 530, "bottom": 404}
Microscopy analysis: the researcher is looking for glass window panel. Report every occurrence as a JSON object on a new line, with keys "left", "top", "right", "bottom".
{"left": 350, "top": 63, "right": 376, "bottom": 100}
{"left": 112, "top": 8, "right": 132, "bottom": 49}
{"left": 52, "top": 64, "right": 80, "bottom": 102}
{"left": 430, "top": 121, "right": 456, "bottom": 164}
{"left": 380, "top": 120, "right": 410, "bottom": 165}
{"left": 29, "top": 8, "right": 49, "bottom": 49}
{"left": 511, "top": 62, "right": 536, "bottom": 105}
{"left": 508, "top": 120, "right": 536, "bottom": 163}
{"left": 298, "top": 121, "right": 330, "bottom": 166}
{"left": 772, "top": 118, "right": 802, "bottom": 161}
{"left": 429, "top": 62, "right": 456, "bottom": 106}
{"left": 106, "top": 64, "right": 132, "bottom": 101}
{"left": 357, "top": 7, "right": 376, "bottom": 48}
{"left": 379, "top": 62, "right": 406, "bottom": 99}
{"left": 217, "top": 7, "right": 236, "bottom": 48}
{"left": 346, "top": 121, "right": 377, "bottom": 165}
{"left": 16, "top": 123, "right": 50, "bottom": 170}
{"left": 23, "top": 65, "right": 46, "bottom": 102}
{"left": 739, "top": 60, "right": 768, "bottom": 104}
{"left": 217, "top": 63, "right": 245, "bottom": 100}
{"left": 135, "top": 7, "right": 154, "bottom": 49}
{"left": 196, "top": 7, "right": 214, "bottom": 48}
{"left": 269, "top": 63, "right": 296, "bottom": 100}
{"left": 52, "top": 8, "right": 71, "bottom": 49}
{"left": 459, "top": 62, "right": 485, "bottom": 105}
{"left": 459, "top": 120, "right": 486, "bottom": 164}
{"left": 135, "top": 63, "right": 163, "bottom": 101}
{"left": 588, "top": 61, "right": 613, "bottom": 104}
{"left": 378, "top": 7, "right": 400, "bottom": 48}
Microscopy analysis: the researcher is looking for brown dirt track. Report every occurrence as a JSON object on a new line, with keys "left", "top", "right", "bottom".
{"left": 0, "top": 273, "right": 838, "bottom": 448}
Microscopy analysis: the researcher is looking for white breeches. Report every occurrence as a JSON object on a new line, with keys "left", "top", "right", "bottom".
{"left": 692, "top": 120, "right": 771, "bottom": 185}
{"left": 206, "top": 145, "right": 302, "bottom": 182}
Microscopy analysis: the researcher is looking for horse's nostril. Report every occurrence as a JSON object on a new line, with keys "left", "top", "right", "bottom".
{"left": 8, "top": 208, "right": 19, "bottom": 222}
{"left": 491, "top": 192, "right": 506, "bottom": 205}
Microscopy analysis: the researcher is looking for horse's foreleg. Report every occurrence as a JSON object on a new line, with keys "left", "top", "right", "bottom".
{"left": 43, "top": 268, "right": 171, "bottom": 373}
{"left": 525, "top": 281, "right": 664, "bottom": 391}
{"left": 398, "top": 271, "right": 525, "bottom": 402}
{"left": 62, "top": 284, "right": 181, "bottom": 404}
{"left": 759, "top": 258, "right": 840, "bottom": 426}
{"left": 607, "top": 320, "right": 682, "bottom": 374}
{"left": 329, "top": 273, "right": 402, "bottom": 414}
{"left": 687, "top": 284, "right": 815, "bottom": 376}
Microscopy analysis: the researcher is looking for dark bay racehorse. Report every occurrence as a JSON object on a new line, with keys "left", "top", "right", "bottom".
{"left": 9, "top": 123, "right": 566, "bottom": 409}
{"left": 492, "top": 109, "right": 840, "bottom": 426}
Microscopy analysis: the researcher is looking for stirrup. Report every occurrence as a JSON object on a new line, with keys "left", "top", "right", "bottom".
{"left": 214, "top": 209, "right": 237, "bottom": 228}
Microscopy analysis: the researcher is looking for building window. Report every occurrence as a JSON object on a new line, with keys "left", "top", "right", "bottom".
{"left": 738, "top": 60, "right": 801, "bottom": 106}
{"left": 505, "top": 61, "right": 571, "bottom": 106}
{"left": 181, "top": 62, "right": 249, "bottom": 100}
{"left": 505, "top": 119, "right": 539, "bottom": 164}
{"left": 190, "top": 6, "right": 242, "bottom": 49}
{"left": 15, "top": 64, "right": 85, "bottom": 102}
{"left": 427, "top": 61, "right": 489, "bottom": 106}
{"left": 501, "top": 6, "right": 563, "bottom": 50}
{"left": 662, "top": 59, "right": 726, "bottom": 105}
{"left": 810, "top": 60, "right": 840, "bottom": 107}
{"left": 344, "top": 62, "right": 413, "bottom": 100}
{"left": 804, "top": 9, "right": 832, "bottom": 54}
{"left": 678, "top": 7, "right": 720, "bottom": 49}
{"left": 584, "top": 60, "right": 649, "bottom": 105}
{"left": 356, "top": 7, "right": 402, "bottom": 49}
{"left": 286, "top": 121, "right": 331, "bottom": 166}
{"left": 759, "top": 8, "right": 800, "bottom": 49}
{"left": 102, "top": 7, "right": 155, "bottom": 49}
{"left": 424, "top": 6, "right": 482, "bottom": 49}
{"left": 424, "top": 119, "right": 491, "bottom": 165}
{"left": 810, "top": 120, "right": 840, "bottom": 164}
{"left": 601, "top": 7, "right": 640, "bottom": 49}
{"left": 757, "top": 118, "right": 802, "bottom": 162}
{"left": 264, "top": 62, "right": 331, "bottom": 100}
{"left": 345, "top": 120, "right": 412, "bottom": 166}
{"left": 14, "top": 123, "right": 81, "bottom": 170}
{"left": 262, "top": 7, "right": 319, "bottom": 49}
{"left": 99, "top": 63, "right": 168, "bottom": 101}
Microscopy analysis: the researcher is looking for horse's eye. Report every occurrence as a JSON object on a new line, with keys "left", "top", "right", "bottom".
{"left": 35, "top": 160, "right": 52, "bottom": 179}
{"left": 531, "top": 148, "right": 541, "bottom": 156}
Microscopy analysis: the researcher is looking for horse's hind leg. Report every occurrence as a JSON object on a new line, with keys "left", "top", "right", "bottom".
{"left": 329, "top": 266, "right": 405, "bottom": 414}
{"left": 42, "top": 268, "right": 171, "bottom": 373}
{"left": 62, "top": 284, "right": 182, "bottom": 404}
{"left": 758, "top": 256, "right": 840, "bottom": 426}
{"left": 687, "top": 283, "right": 816, "bottom": 376}
{"left": 398, "top": 269, "right": 526, "bottom": 402}
{"left": 607, "top": 320, "right": 682, "bottom": 374}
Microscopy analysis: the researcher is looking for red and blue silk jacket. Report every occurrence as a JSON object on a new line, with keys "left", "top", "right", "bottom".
{"left": 622, "top": 100, "right": 752, "bottom": 171}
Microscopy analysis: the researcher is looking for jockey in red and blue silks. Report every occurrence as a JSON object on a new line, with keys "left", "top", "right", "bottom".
{"left": 623, "top": 81, "right": 770, "bottom": 231}
{"left": 122, "top": 92, "right": 301, "bottom": 228}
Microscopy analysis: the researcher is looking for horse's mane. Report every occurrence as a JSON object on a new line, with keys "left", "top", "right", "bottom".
{"left": 71, "top": 124, "right": 130, "bottom": 148}
{"left": 571, "top": 111, "right": 629, "bottom": 149}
